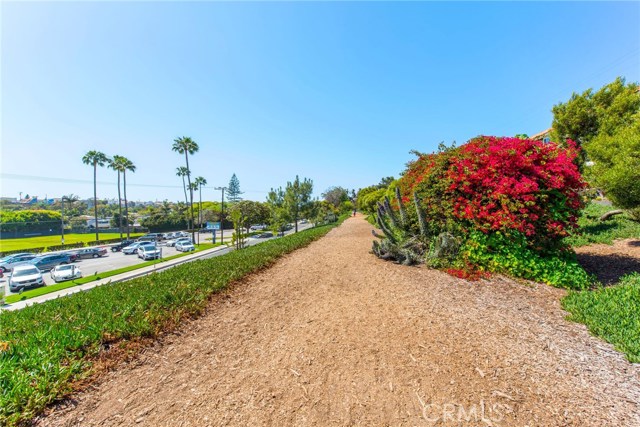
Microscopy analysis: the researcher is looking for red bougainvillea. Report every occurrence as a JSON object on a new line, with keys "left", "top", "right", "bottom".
{"left": 399, "top": 136, "right": 586, "bottom": 249}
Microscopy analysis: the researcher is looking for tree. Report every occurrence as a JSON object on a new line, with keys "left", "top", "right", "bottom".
{"left": 586, "top": 116, "right": 640, "bottom": 220}
{"left": 284, "top": 176, "right": 313, "bottom": 233}
{"left": 176, "top": 167, "right": 190, "bottom": 206}
{"left": 229, "top": 200, "right": 270, "bottom": 234}
{"left": 109, "top": 155, "right": 127, "bottom": 240}
{"left": 377, "top": 176, "right": 395, "bottom": 189}
{"left": 322, "top": 186, "right": 349, "bottom": 208}
{"left": 227, "top": 173, "right": 243, "bottom": 202}
{"left": 121, "top": 157, "right": 136, "bottom": 238}
{"left": 266, "top": 187, "right": 290, "bottom": 235}
{"left": 552, "top": 77, "right": 640, "bottom": 164}
{"left": 172, "top": 136, "right": 199, "bottom": 242}
{"left": 82, "top": 150, "right": 110, "bottom": 241}
{"left": 194, "top": 176, "right": 207, "bottom": 228}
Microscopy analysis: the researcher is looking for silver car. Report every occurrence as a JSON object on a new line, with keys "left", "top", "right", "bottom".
{"left": 9, "top": 265, "right": 45, "bottom": 292}
{"left": 0, "top": 253, "right": 37, "bottom": 272}
{"left": 137, "top": 244, "right": 161, "bottom": 260}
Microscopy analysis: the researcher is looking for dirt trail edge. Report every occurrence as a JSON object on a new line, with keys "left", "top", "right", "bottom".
{"left": 39, "top": 215, "right": 640, "bottom": 427}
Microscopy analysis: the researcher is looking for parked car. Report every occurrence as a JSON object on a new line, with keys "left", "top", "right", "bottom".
{"left": 255, "top": 232, "right": 274, "bottom": 239}
{"left": 300, "top": 219, "right": 308, "bottom": 224}
{"left": 138, "top": 243, "right": 161, "bottom": 260}
{"left": 138, "top": 233, "right": 164, "bottom": 242}
{"left": 250, "top": 224, "right": 267, "bottom": 231}
{"left": 175, "top": 231, "right": 190, "bottom": 238}
{"left": 9, "top": 265, "right": 45, "bottom": 292}
{"left": 175, "top": 241, "right": 195, "bottom": 252}
{"left": 50, "top": 264, "right": 82, "bottom": 283}
{"left": 69, "top": 247, "right": 107, "bottom": 259}
{"left": 27, "top": 253, "right": 74, "bottom": 271}
{"left": 122, "top": 242, "right": 146, "bottom": 255}
{"left": 110, "top": 240, "right": 137, "bottom": 252}
{"left": 0, "top": 253, "right": 37, "bottom": 272}
{"left": 165, "top": 237, "right": 191, "bottom": 247}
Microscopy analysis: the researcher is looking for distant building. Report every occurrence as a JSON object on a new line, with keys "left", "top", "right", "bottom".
{"left": 86, "top": 218, "right": 112, "bottom": 229}
{"left": 531, "top": 127, "right": 552, "bottom": 143}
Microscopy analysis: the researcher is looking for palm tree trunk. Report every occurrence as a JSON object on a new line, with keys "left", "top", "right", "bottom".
{"left": 198, "top": 185, "right": 203, "bottom": 245}
{"left": 124, "top": 171, "right": 130, "bottom": 239}
{"left": 117, "top": 171, "right": 123, "bottom": 240}
{"left": 185, "top": 152, "right": 195, "bottom": 242}
{"left": 93, "top": 162, "right": 99, "bottom": 241}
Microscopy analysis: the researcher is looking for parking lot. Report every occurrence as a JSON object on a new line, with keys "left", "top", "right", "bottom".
{"left": 1, "top": 223, "right": 313, "bottom": 297}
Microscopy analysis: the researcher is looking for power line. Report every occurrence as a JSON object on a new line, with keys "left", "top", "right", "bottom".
{"left": 0, "top": 173, "right": 268, "bottom": 194}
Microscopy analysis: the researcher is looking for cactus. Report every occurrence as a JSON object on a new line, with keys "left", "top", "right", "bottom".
{"left": 371, "top": 193, "right": 428, "bottom": 265}
{"left": 413, "top": 191, "right": 428, "bottom": 238}
{"left": 395, "top": 186, "right": 407, "bottom": 227}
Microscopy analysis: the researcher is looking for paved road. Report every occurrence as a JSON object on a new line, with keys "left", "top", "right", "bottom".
{"left": 1, "top": 222, "right": 313, "bottom": 300}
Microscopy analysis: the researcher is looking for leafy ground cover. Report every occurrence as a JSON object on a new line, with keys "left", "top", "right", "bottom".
{"left": 562, "top": 272, "right": 640, "bottom": 363}
{"left": 0, "top": 222, "right": 340, "bottom": 426}
{"left": 3, "top": 244, "right": 218, "bottom": 304}
{"left": 566, "top": 202, "right": 640, "bottom": 247}
{"left": 0, "top": 233, "right": 144, "bottom": 252}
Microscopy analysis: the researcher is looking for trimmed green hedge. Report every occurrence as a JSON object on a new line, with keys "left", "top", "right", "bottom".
{"left": 0, "top": 222, "right": 340, "bottom": 426}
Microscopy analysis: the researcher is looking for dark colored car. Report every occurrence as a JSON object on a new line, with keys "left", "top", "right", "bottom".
{"left": 255, "top": 232, "right": 274, "bottom": 239}
{"left": 70, "top": 247, "right": 107, "bottom": 259}
{"left": 110, "top": 240, "right": 137, "bottom": 252}
{"left": 27, "top": 253, "right": 74, "bottom": 271}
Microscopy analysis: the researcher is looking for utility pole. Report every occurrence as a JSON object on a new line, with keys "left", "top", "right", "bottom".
{"left": 214, "top": 186, "right": 227, "bottom": 245}
{"left": 61, "top": 197, "right": 66, "bottom": 246}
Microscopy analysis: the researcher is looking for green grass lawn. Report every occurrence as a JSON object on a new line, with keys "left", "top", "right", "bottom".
{"left": 567, "top": 202, "right": 640, "bottom": 247}
{"left": 562, "top": 272, "right": 640, "bottom": 363}
{"left": 4, "top": 243, "right": 218, "bottom": 304}
{"left": 0, "top": 233, "right": 144, "bottom": 252}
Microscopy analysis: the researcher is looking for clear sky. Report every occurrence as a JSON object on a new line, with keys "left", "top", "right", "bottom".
{"left": 1, "top": 1, "right": 639, "bottom": 203}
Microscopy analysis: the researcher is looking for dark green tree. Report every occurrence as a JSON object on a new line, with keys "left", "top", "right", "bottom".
{"left": 284, "top": 176, "right": 313, "bottom": 233}
{"left": 227, "top": 173, "right": 243, "bottom": 202}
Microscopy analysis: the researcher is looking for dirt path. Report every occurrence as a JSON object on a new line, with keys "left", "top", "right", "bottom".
{"left": 39, "top": 216, "right": 640, "bottom": 427}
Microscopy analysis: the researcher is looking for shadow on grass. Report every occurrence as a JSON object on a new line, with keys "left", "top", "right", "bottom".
{"left": 577, "top": 252, "right": 640, "bottom": 286}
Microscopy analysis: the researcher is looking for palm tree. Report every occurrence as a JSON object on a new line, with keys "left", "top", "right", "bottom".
{"left": 172, "top": 137, "right": 199, "bottom": 240}
{"left": 193, "top": 176, "right": 207, "bottom": 229}
{"left": 82, "top": 151, "right": 110, "bottom": 241}
{"left": 176, "top": 166, "right": 190, "bottom": 206}
{"left": 122, "top": 157, "right": 136, "bottom": 239}
{"left": 109, "top": 155, "right": 127, "bottom": 240}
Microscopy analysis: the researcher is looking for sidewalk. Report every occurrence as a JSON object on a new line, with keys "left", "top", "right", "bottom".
{"left": 2, "top": 244, "right": 229, "bottom": 312}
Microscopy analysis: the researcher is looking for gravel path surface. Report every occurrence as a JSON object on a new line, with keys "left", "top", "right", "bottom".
{"left": 39, "top": 215, "right": 640, "bottom": 427}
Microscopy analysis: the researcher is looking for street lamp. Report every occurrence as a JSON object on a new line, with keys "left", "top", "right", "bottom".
{"left": 214, "top": 186, "right": 227, "bottom": 245}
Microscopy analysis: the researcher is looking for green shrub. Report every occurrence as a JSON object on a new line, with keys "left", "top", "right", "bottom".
{"left": 459, "top": 230, "right": 593, "bottom": 289}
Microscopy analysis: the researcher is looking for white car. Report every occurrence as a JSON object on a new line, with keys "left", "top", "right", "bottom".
{"left": 122, "top": 242, "right": 145, "bottom": 255}
{"left": 138, "top": 244, "right": 161, "bottom": 260}
{"left": 166, "top": 237, "right": 191, "bottom": 247}
{"left": 175, "top": 241, "right": 195, "bottom": 252}
{"left": 9, "top": 265, "right": 45, "bottom": 292}
{"left": 250, "top": 224, "right": 267, "bottom": 231}
{"left": 50, "top": 264, "right": 82, "bottom": 283}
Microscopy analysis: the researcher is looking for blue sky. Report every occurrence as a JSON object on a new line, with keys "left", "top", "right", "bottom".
{"left": 1, "top": 1, "right": 639, "bottom": 203}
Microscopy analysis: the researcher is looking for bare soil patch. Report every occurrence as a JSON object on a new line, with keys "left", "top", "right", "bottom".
{"left": 38, "top": 216, "right": 640, "bottom": 427}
